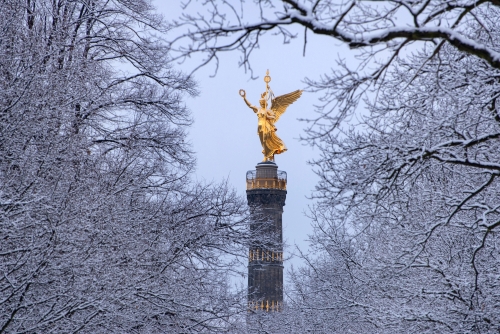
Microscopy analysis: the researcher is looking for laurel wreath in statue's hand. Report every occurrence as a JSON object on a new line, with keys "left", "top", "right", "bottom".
{"left": 239, "top": 89, "right": 246, "bottom": 98}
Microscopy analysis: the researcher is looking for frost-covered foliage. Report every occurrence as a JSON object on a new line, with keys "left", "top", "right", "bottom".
{"left": 0, "top": 1, "right": 249, "bottom": 332}
{"left": 294, "top": 44, "right": 500, "bottom": 332}
{"left": 175, "top": 0, "right": 500, "bottom": 332}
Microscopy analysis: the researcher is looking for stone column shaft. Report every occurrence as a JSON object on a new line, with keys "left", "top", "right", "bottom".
{"left": 246, "top": 162, "right": 286, "bottom": 312}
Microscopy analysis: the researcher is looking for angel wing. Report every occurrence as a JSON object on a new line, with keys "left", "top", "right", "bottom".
{"left": 270, "top": 89, "right": 303, "bottom": 123}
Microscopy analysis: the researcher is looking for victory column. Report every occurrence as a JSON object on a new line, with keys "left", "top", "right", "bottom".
{"left": 239, "top": 70, "right": 302, "bottom": 313}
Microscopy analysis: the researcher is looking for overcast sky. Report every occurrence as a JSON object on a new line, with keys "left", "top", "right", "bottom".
{"left": 156, "top": 1, "right": 354, "bottom": 273}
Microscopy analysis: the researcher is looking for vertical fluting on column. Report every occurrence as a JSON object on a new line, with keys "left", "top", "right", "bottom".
{"left": 246, "top": 161, "right": 286, "bottom": 312}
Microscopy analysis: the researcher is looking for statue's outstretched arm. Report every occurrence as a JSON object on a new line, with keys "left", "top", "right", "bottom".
{"left": 239, "top": 89, "right": 258, "bottom": 113}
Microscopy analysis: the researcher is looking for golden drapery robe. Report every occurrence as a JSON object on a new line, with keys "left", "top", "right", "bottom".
{"left": 257, "top": 107, "right": 287, "bottom": 160}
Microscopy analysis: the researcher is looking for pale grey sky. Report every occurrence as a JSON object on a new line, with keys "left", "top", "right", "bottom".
{"left": 157, "top": 0, "right": 353, "bottom": 272}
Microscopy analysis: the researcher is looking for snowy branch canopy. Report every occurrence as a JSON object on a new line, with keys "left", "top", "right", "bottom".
{"left": 0, "top": 1, "right": 253, "bottom": 332}
{"left": 174, "top": 0, "right": 500, "bottom": 70}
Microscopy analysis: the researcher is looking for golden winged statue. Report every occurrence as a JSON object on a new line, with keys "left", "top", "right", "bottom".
{"left": 239, "top": 70, "right": 302, "bottom": 162}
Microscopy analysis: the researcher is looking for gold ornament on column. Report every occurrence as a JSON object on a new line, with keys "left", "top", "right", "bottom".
{"left": 239, "top": 70, "right": 302, "bottom": 162}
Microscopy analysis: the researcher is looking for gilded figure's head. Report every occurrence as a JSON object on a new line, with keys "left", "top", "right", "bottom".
{"left": 259, "top": 91, "right": 268, "bottom": 108}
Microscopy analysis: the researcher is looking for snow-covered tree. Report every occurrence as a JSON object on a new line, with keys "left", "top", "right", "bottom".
{"left": 174, "top": 1, "right": 500, "bottom": 332}
{"left": 292, "top": 44, "right": 500, "bottom": 332}
{"left": 0, "top": 1, "right": 250, "bottom": 332}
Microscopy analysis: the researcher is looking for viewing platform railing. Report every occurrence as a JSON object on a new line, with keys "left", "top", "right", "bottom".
{"left": 246, "top": 170, "right": 287, "bottom": 190}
